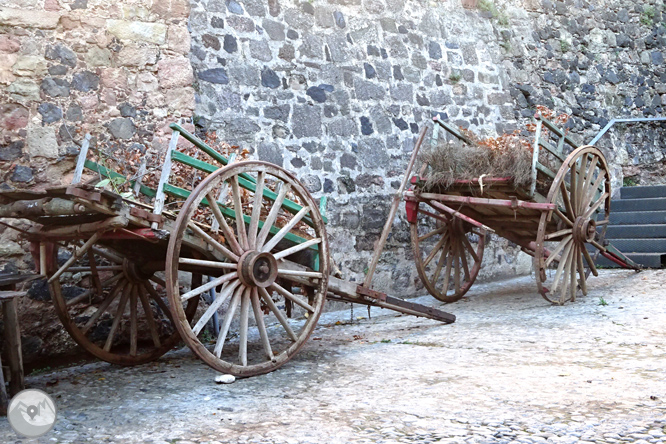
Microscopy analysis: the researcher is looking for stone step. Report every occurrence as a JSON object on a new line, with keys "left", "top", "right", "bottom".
{"left": 608, "top": 238, "right": 666, "bottom": 253}
{"left": 606, "top": 224, "right": 666, "bottom": 239}
{"left": 611, "top": 197, "right": 666, "bottom": 213}
{"left": 596, "top": 252, "right": 665, "bottom": 269}
{"left": 609, "top": 210, "right": 666, "bottom": 225}
{"left": 621, "top": 185, "right": 666, "bottom": 200}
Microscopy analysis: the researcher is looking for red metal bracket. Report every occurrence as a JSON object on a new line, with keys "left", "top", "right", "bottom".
{"left": 356, "top": 285, "right": 387, "bottom": 302}
{"left": 66, "top": 186, "right": 101, "bottom": 203}
{"left": 130, "top": 207, "right": 164, "bottom": 225}
{"left": 405, "top": 199, "right": 419, "bottom": 224}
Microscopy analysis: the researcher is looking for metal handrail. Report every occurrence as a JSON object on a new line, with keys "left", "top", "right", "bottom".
{"left": 589, "top": 117, "right": 666, "bottom": 145}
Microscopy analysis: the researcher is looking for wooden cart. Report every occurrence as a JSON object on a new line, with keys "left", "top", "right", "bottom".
{"left": 0, "top": 124, "right": 454, "bottom": 378}
{"left": 402, "top": 114, "right": 641, "bottom": 305}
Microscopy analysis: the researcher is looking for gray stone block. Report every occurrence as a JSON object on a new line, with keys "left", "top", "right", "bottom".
{"left": 354, "top": 78, "right": 386, "bottom": 101}
{"left": 263, "top": 19, "right": 285, "bottom": 40}
{"left": 257, "top": 142, "right": 283, "bottom": 166}
{"left": 71, "top": 71, "right": 99, "bottom": 92}
{"left": 250, "top": 40, "right": 272, "bottom": 61}
{"left": 358, "top": 138, "right": 388, "bottom": 169}
{"left": 390, "top": 83, "right": 413, "bottom": 102}
{"left": 108, "top": 118, "right": 135, "bottom": 140}
{"left": 292, "top": 105, "right": 322, "bottom": 137}
{"left": 37, "top": 103, "right": 62, "bottom": 124}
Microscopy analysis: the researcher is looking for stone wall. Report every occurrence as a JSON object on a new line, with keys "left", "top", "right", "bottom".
{"left": 0, "top": 0, "right": 195, "bottom": 363}
{"left": 498, "top": 0, "right": 666, "bottom": 189}
{"left": 188, "top": 0, "right": 534, "bottom": 296}
{"left": 188, "top": 0, "right": 666, "bottom": 297}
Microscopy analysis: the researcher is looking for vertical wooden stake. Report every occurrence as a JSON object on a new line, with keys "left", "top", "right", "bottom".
{"left": 3, "top": 297, "right": 24, "bottom": 396}
{"left": 72, "top": 134, "right": 92, "bottom": 185}
{"left": 363, "top": 124, "right": 429, "bottom": 288}
{"left": 152, "top": 130, "right": 180, "bottom": 229}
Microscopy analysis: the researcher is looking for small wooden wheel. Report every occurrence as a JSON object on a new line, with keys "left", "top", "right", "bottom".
{"left": 166, "top": 160, "right": 329, "bottom": 377}
{"left": 410, "top": 200, "right": 485, "bottom": 303}
{"left": 47, "top": 239, "right": 197, "bottom": 365}
{"left": 535, "top": 146, "right": 610, "bottom": 304}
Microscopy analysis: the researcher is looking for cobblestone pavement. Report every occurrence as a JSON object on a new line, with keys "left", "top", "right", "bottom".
{"left": 1, "top": 269, "right": 665, "bottom": 444}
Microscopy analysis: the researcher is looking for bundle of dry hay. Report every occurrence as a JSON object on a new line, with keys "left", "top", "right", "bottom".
{"left": 420, "top": 131, "right": 534, "bottom": 190}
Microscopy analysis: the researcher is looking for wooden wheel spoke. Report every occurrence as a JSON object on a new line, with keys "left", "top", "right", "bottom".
{"left": 214, "top": 285, "right": 243, "bottom": 358}
{"left": 418, "top": 226, "right": 447, "bottom": 242}
{"left": 442, "top": 253, "right": 453, "bottom": 295}
{"left": 188, "top": 222, "right": 240, "bottom": 263}
{"left": 583, "top": 193, "right": 609, "bottom": 219}
{"left": 423, "top": 233, "right": 449, "bottom": 267}
{"left": 256, "top": 182, "right": 291, "bottom": 250}
{"left": 459, "top": 239, "right": 470, "bottom": 282}
{"left": 192, "top": 280, "right": 241, "bottom": 336}
{"left": 582, "top": 247, "right": 599, "bottom": 277}
{"left": 559, "top": 181, "right": 576, "bottom": 219}
{"left": 178, "top": 258, "right": 237, "bottom": 271}
{"left": 584, "top": 172, "right": 607, "bottom": 212}
{"left": 431, "top": 237, "right": 449, "bottom": 284}
{"left": 258, "top": 287, "right": 298, "bottom": 342}
{"left": 273, "top": 238, "right": 321, "bottom": 261}
{"left": 545, "top": 228, "right": 573, "bottom": 241}
{"left": 461, "top": 235, "right": 479, "bottom": 263}
{"left": 453, "top": 242, "right": 461, "bottom": 294}
{"left": 250, "top": 287, "right": 274, "bottom": 359}
{"left": 271, "top": 282, "right": 315, "bottom": 313}
{"left": 239, "top": 287, "right": 250, "bottom": 366}
{"left": 181, "top": 272, "right": 238, "bottom": 302}
{"left": 569, "top": 159, "right": 578, "bottom": 216}
{"left": 575, "top": 155, "right": 588, "bottom": 215}
{"left": 87, "top": 251, "right": 104, "bottom": 298}
{"left": 554, "top": 208, "right": 574, "bottom": 228}
{"left": 144, "top": 283, "right": 175, "bottom": 325}
{"left": 137, "top": 283, "right": 162, "bottom": 348}
{"left": 103, "top": 283, "right": 132, "bottom": 352}
{"left": 49, "top": 232, "right": 102, "bottom": 283}
{"left": 230, "top": 175, "right": 249, "bottom": 251}
{"left": 576, "top": 245, "right": 587, "bottom": 296}
{"left": 91, "top": 246, "right": 124, "bottom": 265}
{"left": 580, "top": 157, "right": 599, "bottom": 210}
{"left": 129, "top": 286, "right": 139, "bottom": 356}
{"left": 206, "top": 191, "right": 243, "bottom": 256}
{"left": 277, "top": 269, "right": 322, "bottom": 279}
{"left": 248, "top": 171, "right": 265, "bottom": 249}
{"left": 262, "top": 206, "right": 311, "bottom": 253}
{"left": 67, "top": 273, "right": 124, "bottom": 307}
{"left": 551, "top": 240, "right": 573, "bottom": 293}
{"left": 569, "top": 244, "right": 578, "bottom": 302}
{"left": 545, "top": 234, "right": 573, "bottom": 268}
{"left": 81, "top": 279, "right": 127, "bottom": 335}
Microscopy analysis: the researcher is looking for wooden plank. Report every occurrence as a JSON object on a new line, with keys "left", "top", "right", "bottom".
{"left": 530, "top": 120, "right": 542, "bottom": 197}
{"left": 3, "top": 298, "right": 24, "bottom": 396}
{"left": 84, "top": 160, "right": 157, "bottom": 198}
{"left": 537, "top": 139, "right": 566, "bottom": 162}
{"left": 152, "top": 131, "right": 179, "bottom": 228}
{"left": 72, "top": 134, "right": 92, "bottom": 185}
{"left": 434, "top": 117, "right": 473, "bottom": 145}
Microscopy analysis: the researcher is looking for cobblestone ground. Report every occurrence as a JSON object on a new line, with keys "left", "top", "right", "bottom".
{"left": 1, "top": 269, "right": 665, "bottom": 444}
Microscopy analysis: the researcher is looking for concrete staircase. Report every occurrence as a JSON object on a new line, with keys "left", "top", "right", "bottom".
{"left": 597, "top": 185, "right": 666, "bottom": 268}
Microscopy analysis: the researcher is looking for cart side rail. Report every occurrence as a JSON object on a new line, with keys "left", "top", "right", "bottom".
{"left": 72, "top": 125, "right": 324, "bottom": 249}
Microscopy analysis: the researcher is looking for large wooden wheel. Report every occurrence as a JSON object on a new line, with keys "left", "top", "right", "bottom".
{"left": 166, "top": 160, "right": 329, "bottom": 377}
{"left": 410, "top": 201, "right": 485, "bottom": 303}
{"left": 47, "top": 239, "right": 197, "bottom": 365}
{"left": 535, "top": 146, "right": 610, "bottom": 304}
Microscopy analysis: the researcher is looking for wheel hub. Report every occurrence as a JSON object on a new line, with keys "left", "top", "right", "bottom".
{"left": 573, "top": 217, "right": 596, "bottom": 243}
{"left": 122, "top": 259, "right": 153, "bottom": 283}
{"left": 238, "top": 251, "right": 278, "bottom": 288}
